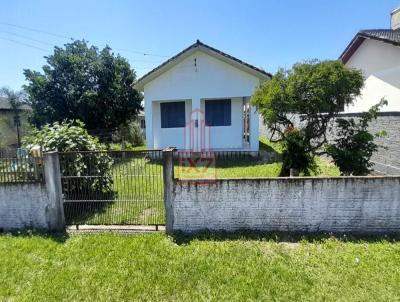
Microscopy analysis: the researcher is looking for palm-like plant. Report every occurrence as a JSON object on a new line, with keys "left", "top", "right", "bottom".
{"left": 0, "top": 87, "right": 27, "bottom": 147}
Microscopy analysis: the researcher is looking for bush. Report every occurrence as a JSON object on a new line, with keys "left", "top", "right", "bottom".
{"left": 326, "top": 99, "right": 387, "bottom": 176}
{"left": 24, "top": 120, "right": 114, "bottom": 199}
{"left": 114, "top": 120, "right": 144, "bottom": 147}
{"left": 281, "top": 127, "right": 317, "bottom": 176}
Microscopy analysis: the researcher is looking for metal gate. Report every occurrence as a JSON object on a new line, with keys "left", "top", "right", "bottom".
{"left": 59, "top": 150, "right": 164, "bottom": 226}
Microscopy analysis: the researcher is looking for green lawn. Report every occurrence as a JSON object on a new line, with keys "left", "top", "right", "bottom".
{"left": 1, "top": 232, "right": 399, "bottom": 301}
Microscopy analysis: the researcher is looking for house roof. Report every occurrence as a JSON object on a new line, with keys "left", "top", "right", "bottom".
{"left": 340, "top": 29, "right": 400, "bottom": 64}
{"left": 0, "top": 97, "right": 32, "bottom": 111}
{"left": 134, "top": 40, "right": 272, "bottom": 91}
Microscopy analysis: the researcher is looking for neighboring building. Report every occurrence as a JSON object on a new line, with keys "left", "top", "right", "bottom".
{"left": 338, "top": 8, "right": 400, "bottom": 174}
{"left": 134, "top": 40, "right": 271, "bottom": 151}
{"left": 0, "top": 97, "right": 32, "bottom": 148}
{"left": 340, "top": 8, "right": 400, "bottom": 113}
{"left": 137, "top": 110, "right": 146, "bottom": 138}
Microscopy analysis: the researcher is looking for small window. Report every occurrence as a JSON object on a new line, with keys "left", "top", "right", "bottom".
{"left": 161, "top": 102, "right": 186, "bottom": 128}
{"left": 205, "top": 99, "right": 231, "bottom": 126}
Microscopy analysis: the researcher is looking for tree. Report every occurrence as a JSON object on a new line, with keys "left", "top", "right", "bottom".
{"left": 326, "top": 99, "right": 387, "bottom": 176}
{"left": 24, "top": 40, "right": 143, "bottom": 130}
{"left": 251, "top": 60, "right": 364, "bottom": 175}
{"left": 0, "top": 87, "right": 28, "bottom": 147}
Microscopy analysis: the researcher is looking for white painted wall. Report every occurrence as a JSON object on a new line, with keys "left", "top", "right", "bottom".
{"left": 173, "top": 177, "right": 400, "bottom": 233}
{"left": 200, "top": 98, "right": 243, "bottom": 149}
{"left": 345, "top": 39, "right": 400, "bottom": 113}
{"left": 144, "top": 50, "right": 263, "bottom": 151}
{"left": 152, "top": 100, "right": 192, "bottom": 149}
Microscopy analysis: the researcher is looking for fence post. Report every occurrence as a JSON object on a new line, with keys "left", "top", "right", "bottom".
{"left": 162, "top": 147, "right": 176, "bottom": 235}
{"left": 43, "top": 151, "right": 65, "bottom": 231}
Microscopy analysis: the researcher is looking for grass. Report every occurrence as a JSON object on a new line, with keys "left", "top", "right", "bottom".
{"left": 1, "top": 232, "right": 400, "bottom": 301}
{"left": 64, "top": 155, "right": 164, "bottom": 225}
{"left": 207, "top": 138, "right": 340, "bottom": 178}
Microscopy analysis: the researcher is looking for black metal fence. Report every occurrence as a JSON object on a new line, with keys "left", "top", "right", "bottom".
{"left": 59, "top": 150, "right": 164, "bottom": 226}
{"left": 0, "top": 148, "right": 44, "bottom": 183}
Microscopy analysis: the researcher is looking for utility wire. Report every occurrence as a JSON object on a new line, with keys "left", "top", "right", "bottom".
{"left": 0, "top": 29, "right": 54, "bottom": 46}
{"left": 0, "top": 29, "right": 165, "bottom": 63}
{"left": 0, "top": 21, "right": 169, "bottom": 58}
{"left": 114, "top": 47, "right": 168, "bottom": 58}
{"left": 0, "top": 36, "right": 50, "bottom": 52}
{"left": 0, "top": 21, "right": 71, "bottom": 39}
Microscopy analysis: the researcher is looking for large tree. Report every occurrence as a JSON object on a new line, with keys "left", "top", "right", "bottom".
{"left": 251, "top": 60, "right": 364, "bottom": 175}
{"left": 24, "top": 40, "right": 142, "bottom": 130}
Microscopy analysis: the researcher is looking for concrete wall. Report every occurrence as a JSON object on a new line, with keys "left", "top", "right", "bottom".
{"left": 0, "top": 152, "right": 64, "bottom": 231}
{"left": 172, "top": 177, "right": 400, "bottom": 233}
{"left": 259, "top": 113, "right": 400, "bottom": 175}
{"left": 144, "top": 50, "right": 262, "bottom": 151}
{"left": 345, "top": 39, "right": 400, "bottom": 113}
{"left": 334, "top": 113, "right": 400, "bottom": 175}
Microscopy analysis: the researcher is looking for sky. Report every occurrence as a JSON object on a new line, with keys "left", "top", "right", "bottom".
{"left": 0, "top": 0, "right": 399, "bottom": 90}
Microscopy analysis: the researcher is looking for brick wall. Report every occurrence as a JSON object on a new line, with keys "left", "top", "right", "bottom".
{"left": 259, "top": 113, "right": 400, "bottom": 175}
{"left": 172, "top": 177, "right": 400, "bottom": 233}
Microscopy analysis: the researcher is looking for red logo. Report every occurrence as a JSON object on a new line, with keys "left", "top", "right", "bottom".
{"left": 177, "top": 109, "right": 216, "bottom": 182}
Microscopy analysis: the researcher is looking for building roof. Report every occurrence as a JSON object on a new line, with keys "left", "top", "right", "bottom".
{"left": 340, "top": 29, "right": 400, "bottom": 64}
{"left": 0, "top": 97, "right": 32, "bottom": 111}
{"left": 134, "top": 40, "right": 271, "bottom": 91}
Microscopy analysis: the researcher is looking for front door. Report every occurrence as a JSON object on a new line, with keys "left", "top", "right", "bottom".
{"left": 185, "top": 109, "right": 209, "bottom": 152}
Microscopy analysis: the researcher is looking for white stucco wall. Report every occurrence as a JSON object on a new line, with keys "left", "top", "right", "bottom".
{"left": 143, "top": 50, "right": 263, "bottom": 151}
{"left": 0, "top": 153, "right": 65, "bottom": 231}
{"left": 173, "top": 177, "right": 400, "bottom": 233}
{"left": 345, "top": 39, "right": 400, "bottom": 113}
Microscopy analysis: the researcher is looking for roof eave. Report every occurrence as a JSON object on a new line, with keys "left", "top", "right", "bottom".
{"left": 340, "top": 31, "right": 400, "bottom": 64}
{"left": 134, "top": 41, "right": 271, "bottom": 91}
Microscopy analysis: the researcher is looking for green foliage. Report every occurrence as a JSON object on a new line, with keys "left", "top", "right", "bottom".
{"left": 251, "top": 60, "right": 364, "bottom": 174}
{"left": 281, "top": 127, "right": 317, "bottom": 176}
{"left": 326, "top": 99, "right": 388, "bottom": 175}
{"left": 24, "top": 120, "right": 114, "bottom": 198}
{"left": 23, "top": 40, "right": 142, "bottom": 130}
{"left": 114, "top": 120, "right": 144, "bottom": 147}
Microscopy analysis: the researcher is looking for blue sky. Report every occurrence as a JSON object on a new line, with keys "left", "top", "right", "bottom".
{"left": 1, "top": 0, "right": 399, "bottom": 90}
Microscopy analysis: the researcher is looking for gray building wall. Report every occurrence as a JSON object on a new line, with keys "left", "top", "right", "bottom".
{"left": 172, "top": 177, "right": 400, "bottom": 233}
{"left": 259, "top": 113, "right": 400, "bottom": 175}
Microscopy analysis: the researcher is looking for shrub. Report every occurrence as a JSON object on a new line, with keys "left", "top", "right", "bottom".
{"left": 115, "top": 120, "right": 144, "bottom": 147}
{"left": 326, "top": 99, "right": 387, "bottom": 176}
{"left": 281, "top": 127, "right": 317, "bottom": 176}
{"left": 251, "top": 60, "right": 364, "bottom": 174}
{"left": 24, "top": 120, "right": 114, "bottom": 199}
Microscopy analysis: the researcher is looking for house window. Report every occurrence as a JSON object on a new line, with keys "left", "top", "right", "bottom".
{"left": 205, "top": 99, "right": 231, "bottom": 126}
{"left": 160, "top": 101, "right": 186, "bottom": 128}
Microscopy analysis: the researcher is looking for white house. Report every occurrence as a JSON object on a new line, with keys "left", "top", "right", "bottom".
{"left": 338, "top": 8, "right": 400, "bottom": 175}
{"left": 134, "top": 40, "right": 271, "bottom": 151}
{"left": 340, "top": 8, "right": 400, "bottom": 113}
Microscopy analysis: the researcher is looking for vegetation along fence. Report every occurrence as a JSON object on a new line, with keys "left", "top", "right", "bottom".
{"left": 0, "top": 148, "right": 44, "bottom": 183}
{"left": 59, "top": 150, "right": 164, "bottom": 225}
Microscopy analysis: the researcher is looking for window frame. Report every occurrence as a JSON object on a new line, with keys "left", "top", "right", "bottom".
{"left": 160, "top": 101, "right": 186, "bottom": 128}
{"left": 204, "top": 99, "right": 232, "bottom": 127}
